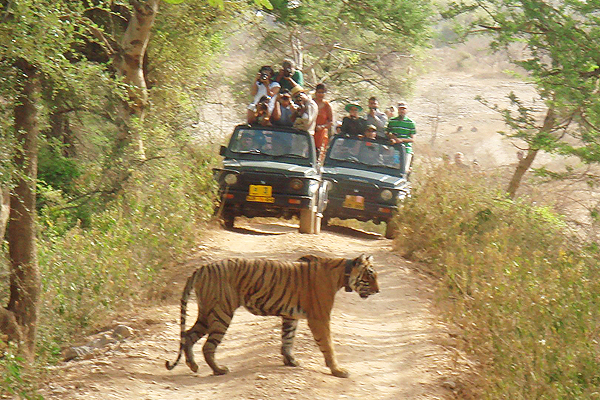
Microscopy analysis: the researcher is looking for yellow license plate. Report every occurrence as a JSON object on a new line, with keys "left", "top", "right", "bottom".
{"left": 247, "top": 185, "right": 274, "bottom": 203}
{"left": 343, "top": 195, "right": 365, "bottom": 210}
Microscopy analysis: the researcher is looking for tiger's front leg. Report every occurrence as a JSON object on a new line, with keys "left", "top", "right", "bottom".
{"left": 307, "top": 317, "right": 349, "bottom": 378}
{"left": 281, "top": 317, "right": 299, "bottom": 367}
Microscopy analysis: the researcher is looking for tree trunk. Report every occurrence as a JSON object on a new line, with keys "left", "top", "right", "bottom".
{"left": 506, "top": 148, "right": 539, "bottom": 199}
{"left": 113, "top": 0, "right": 160, "bottom": 157}
{"left": 5, "top": 59, "right": 41, "bottom": 361}
{"left": 290, "top": 29, "right": 304, "bottom": 71}
{"left": 506, "top": 107, "right": 556, "bottom": 199}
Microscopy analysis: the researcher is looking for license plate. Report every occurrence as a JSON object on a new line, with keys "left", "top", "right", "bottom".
{"left": 247, "top": 185, "right": 274, "bottom": 203}
{"left": 343, "top": 195, "right": 365, "bottom": 210}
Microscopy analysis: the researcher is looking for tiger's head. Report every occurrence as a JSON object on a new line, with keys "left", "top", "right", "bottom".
{"left": 348, "top": 254, "right": 379, "bottom": 299}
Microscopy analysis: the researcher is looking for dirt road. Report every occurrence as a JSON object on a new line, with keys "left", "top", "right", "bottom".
{"left": 42, "top": 220, "right": 463, "bottom": 399}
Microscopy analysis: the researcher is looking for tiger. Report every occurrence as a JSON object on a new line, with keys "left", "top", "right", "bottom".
{"left": 165, "top": 254, "right": 379, "bottom": 378}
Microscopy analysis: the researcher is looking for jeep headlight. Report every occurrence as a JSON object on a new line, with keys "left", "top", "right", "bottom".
{"left": 289, "top": 178, "right": 304, "bottom": 190}
{"left": 224, "top": 173, "right": 238, "bottom": 185}
{"left": 380, "top": 189, "right": 393, "bottom": 201}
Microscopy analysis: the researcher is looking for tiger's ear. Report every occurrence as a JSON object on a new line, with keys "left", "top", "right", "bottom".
{"left": 297, "top": 255, "right": 319, "bottom": 263}
{"left": 354, "top": 254, "right": 373, "bottom": 264}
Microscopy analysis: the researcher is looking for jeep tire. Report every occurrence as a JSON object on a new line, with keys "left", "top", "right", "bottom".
{"left": 385, "top": 219, "right": 397, "bottom": 239}
{"left": 222, "top": 213, "right": 235, "bottom": 230}
{"left": 299, "top": 209, "right": 316, "bottom": 234}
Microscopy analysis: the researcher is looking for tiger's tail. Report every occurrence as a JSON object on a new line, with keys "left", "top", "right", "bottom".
{"left": 165, "top": 268, "right": 199, "bottom": 370}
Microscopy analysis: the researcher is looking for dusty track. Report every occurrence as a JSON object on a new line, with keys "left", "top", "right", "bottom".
{"left": 41, "top": 220, "right": 462, "bottom": 399}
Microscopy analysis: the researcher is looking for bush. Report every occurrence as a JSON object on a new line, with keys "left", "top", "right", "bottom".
{"left": 35, "top": 140, "right": 218, "bottom": 361}
{"left": 0, "top": 342, "right": 42, "bottom": 399}
{"left": 393, "top": 165, "right": 600, "bottom": 398}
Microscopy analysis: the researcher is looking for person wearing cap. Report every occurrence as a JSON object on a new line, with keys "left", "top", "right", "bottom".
{"left": 274, "top": 59, "right": 304, "bottom": 91}
{"left": 364, "top": 96, "right": 388, "bottom": 139}
{"left": 357, "top": 124, "right": 384, "bottom": 165}
{"left": 271, "top": 89, "right": 297, "bottom": 127}
{"left": 387, "top": 101, "right": 417, "bottom": 171}
{"left": 340, "top": 102, "right": 366, "bottom": 137}
{"left": 292, "top": 87, "right": 318, "bottom": 135}
{"left": 363, "top": 124, "right": 378, "bottom": 140}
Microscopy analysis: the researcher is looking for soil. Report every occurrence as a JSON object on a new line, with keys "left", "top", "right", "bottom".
{"left": 40, "top": 220, "right": 469, "bottom": 400}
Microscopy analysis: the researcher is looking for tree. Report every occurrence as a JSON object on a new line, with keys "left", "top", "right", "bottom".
{"left": 0, "top": 0, "right": 109, "bottom": 358}
{"left": 445, "top": 0, "right": 600, "bottom": 198}
{"left": 0, "top": 0, "right": 269, "bottom": 360}
{"left": 5, "top": 59, "right": 41, "bottom": 361}
{"left": 250, "top": 0, "right": 434, "bottom": 97}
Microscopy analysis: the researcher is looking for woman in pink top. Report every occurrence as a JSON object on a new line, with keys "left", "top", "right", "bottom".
{"left": 313, "top": 83, "right": 333, "bottom": 160}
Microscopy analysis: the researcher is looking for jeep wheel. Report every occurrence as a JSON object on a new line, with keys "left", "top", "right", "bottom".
{"left": 222, "top": 213, "right": 235, "bottom": 230}
{"left": 299, "top": 209, "right": 315, "bottom": 234}
{"left": 385, "top": 219, "right": 397, "bottom": 239}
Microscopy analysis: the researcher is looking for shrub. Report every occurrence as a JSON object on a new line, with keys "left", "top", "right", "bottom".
{"left": 0, "top": 342, "right": 42, "bottom": 399}
{"left": 35, "top": 140, "right": 218, "bottom": 361}
{"left": 394, "top": 165, "right": 600, "bottom": 398}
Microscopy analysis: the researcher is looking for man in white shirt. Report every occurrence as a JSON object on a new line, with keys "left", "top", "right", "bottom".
{"left": 364, "top": 96, "right": 388, "bottom": 139}
{"left": 291, "top": 86, "right": 318, "bottom": 136}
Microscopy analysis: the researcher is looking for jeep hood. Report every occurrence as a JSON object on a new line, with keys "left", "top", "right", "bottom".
{"left": 322, "top": 166, "right": 406, "bottom": 187}
{"left": 221, "top": 159, "right": 319, "bottom": 178}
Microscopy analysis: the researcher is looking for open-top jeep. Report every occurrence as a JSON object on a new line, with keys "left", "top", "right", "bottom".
{"left": 321, "top": 134, "right": 411, "bottom": 238}
{"left": 214, "top": 124, "right": 325, "bottom": 234}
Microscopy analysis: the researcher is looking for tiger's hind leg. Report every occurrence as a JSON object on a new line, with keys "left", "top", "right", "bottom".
{"left": 183, "top": 318, "right": 208, "bottom": 373}
{"left": 202, "top": 309, "right": 233, "bottom": 375}
{"left": 307, "top": 317, "right": 349, "bottom": 378}
{"left": 281, "top": 317, "right": 300, "bottom": 367}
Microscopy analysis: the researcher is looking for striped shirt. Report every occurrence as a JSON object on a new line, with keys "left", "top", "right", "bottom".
{"left": 387, "top": 116, "right": 416, "bottom": 153}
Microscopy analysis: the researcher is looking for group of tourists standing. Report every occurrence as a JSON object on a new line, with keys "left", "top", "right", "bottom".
{"left": 245, "top": 59, "right": 416, "bottom": 168}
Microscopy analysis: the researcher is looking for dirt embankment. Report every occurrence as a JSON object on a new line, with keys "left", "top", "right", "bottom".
{"left": 41, "top": 220, "right": 470, "bottom": 400}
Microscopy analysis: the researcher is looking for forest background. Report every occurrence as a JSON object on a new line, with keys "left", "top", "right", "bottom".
{"left": 1, "top": 0, "right": 599, "bottom": 398}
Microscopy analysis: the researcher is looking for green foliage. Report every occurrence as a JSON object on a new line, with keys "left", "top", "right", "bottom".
{"left": 36, "top": 137, "right": 218, "bottom": 360}
{"left": 393, "top": 165, "right": 600, "bottom": 398}
{"left": 255, "top": 0, "right": 434, "bottom": 97}
{"left": 0, "top": 343, "right": 42, "bottom": 399}
{"left": 37, "top": 140, "right": 81, "bottom": 194}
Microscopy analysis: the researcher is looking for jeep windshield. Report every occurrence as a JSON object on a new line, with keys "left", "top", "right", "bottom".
{"left": 326, "top": 136, "right": 404, "bottom": 173}
{"left": 229, "top": 128, "right": 311, "bottom": 161}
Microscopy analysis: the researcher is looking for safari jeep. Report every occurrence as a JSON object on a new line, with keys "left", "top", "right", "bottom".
{"left": 321, "top": 134, "right": 411, "bottom": 238}
{"left": 214, "top": 124, "right": 326, "bottom": 234}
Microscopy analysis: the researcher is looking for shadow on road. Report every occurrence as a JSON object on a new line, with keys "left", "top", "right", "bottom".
{"left": 322, "top": 224, "right": 384, "bottom": 241}
{"left": 230, "top": 222, "right": 298, "bottom": 236}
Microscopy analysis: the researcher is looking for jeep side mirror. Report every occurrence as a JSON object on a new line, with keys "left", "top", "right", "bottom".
{"left": 219, "top": 145, "right": 227, "bottom": 156}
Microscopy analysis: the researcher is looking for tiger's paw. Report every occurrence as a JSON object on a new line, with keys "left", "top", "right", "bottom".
{"left": 212, "top": 365, "right": 230, "bottom": 376}
{"left": 283, "top": 355, "right": 300, "bottom": 367}
{"left": 331, "top": 368, "right": 349, "bottom": 378}
{"left": 186, "top": 360, "right": 199, "bottom": 373}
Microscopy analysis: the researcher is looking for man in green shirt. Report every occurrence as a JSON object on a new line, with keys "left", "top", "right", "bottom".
{"left": 386, "top": 102, "right": 416, "bottom": 173}
{"left": 274, "top": 59, "right": 304, "bottom": 91}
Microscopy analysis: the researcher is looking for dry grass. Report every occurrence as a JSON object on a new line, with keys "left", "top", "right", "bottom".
{"left": 393, "top": 164, "right": 600, "bottom": 398}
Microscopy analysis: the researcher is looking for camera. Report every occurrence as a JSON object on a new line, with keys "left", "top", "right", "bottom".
{"left": 260, "top": 73, "right": 269, "bottom": 80}
{"left": 283, "top": 68, "right": 292, "bottom": 77}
